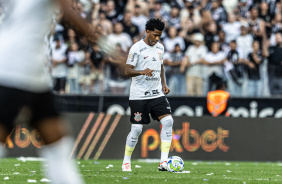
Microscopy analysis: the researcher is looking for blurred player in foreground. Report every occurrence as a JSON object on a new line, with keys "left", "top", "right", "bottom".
{"left": 0, "top": 0, "right": 103, "bottom": 183}
{"left": 122, "top": 18, "right": 173, "bottom": 172}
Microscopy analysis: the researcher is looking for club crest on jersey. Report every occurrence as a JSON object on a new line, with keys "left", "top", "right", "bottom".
{"left": 134, "top": 112, "right": 142, "bottom": 122}
{"left": 158, "top": 53, "right": 163, "bottom": 60}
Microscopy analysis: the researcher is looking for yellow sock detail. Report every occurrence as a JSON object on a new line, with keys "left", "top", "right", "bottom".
{"left": 125, "top": 145, "right": 135, "bottom": 156}
{"left": 161, "top": 141, "right": 171, "bottom": 153}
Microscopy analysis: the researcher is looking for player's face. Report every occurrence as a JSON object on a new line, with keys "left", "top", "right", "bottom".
{"left": 211, "top": 43, "right": 219, "bottom": 53}
{"left": 148, "top": 29, "right": 162, "bottom": 46}
{"left": 230, "top": 42, "right": 236, "bottom": 50}
{"left": 251, "top": 9, "right": 258, "bottom": 18}
{"left": 252, "top": 41, "right": 260, "bottom": 51}
{"left": 275, "top": 33, "right": 282, "bottom": 44}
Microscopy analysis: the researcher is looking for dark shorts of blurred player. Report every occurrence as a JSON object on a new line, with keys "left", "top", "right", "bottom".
{"left": 0, "top": 85, "right": 59, "bottom": 133}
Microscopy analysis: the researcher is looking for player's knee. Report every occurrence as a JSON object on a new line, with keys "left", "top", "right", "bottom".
{"left": 160, "top": 115, "right": 173, "bottom": 129}
{"left": 131, "top": 124, "right": 143, "bottom": 136}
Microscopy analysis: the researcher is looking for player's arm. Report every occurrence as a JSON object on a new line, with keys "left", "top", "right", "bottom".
{"left": 161, "top": 64, "right": 170, "bottom": 94}
{"left": 55, "top": 0, "right": 97, "bottom": 43}
{"left": 125, "top": 46, "right": 154, "bottom": 77}
{"left": 124, "top": 64, "right": 154, "bottom": 77}
{"left": 180, "top": 56, "right": 189, "bottom": 73}
{"left": 203, "top": 58, "right": 226, "bottom": 65}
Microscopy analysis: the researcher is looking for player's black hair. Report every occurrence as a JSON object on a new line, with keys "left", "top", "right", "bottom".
{"left": 216, "top": 80, "right": 227, "bottom": 90}
{"left": 145, "top": 18, "right": 165, "bottom": 31}
{"left": 99, "top": 9, "right": 106, "bottom": 14}
{"left": 249, "top": 5, "right": 258, "bottom": 12}
{"left": 154, "top": 0, "right": 162, "bottom": 4}
{"left": 135, "top": 4, "right": 141, "bottom": 8}
{"left": 230, "top": 40, "right": 236, "bottom": 44}
{"left": 174, "top": 43, "right": 180, "bottom": 47}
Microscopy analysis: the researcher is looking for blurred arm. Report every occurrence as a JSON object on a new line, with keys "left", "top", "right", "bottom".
{"left": 56, "top": 0, "right": 97, "bottom": 43}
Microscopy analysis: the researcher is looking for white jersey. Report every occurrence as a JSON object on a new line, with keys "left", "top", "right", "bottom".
{"left": 0, "top": 0, "right": 54, "bottom": 92}
{"left": 126, "top": 40, "right": 165, "bottom": 100}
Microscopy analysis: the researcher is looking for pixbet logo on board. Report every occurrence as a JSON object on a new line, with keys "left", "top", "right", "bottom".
{"left": 141, "top": 122, "right": 229, "bottom": 158}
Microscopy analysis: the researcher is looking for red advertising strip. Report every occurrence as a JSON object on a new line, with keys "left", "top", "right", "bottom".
{"left": 84, "top": 114, "right": 112, "bottom": 160}
{"left": 77, "top": 113, "right": 104, "bottom": 159}
{"left": 70, "top": 112, "right": 94, "bottom": 158}
{"left": 93, "top": 114, "right": 122, "bottom": 160}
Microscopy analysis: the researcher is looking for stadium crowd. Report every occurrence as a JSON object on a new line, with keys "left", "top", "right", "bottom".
{"left": 2, "top": 0, "right": 282, "bottom": 97}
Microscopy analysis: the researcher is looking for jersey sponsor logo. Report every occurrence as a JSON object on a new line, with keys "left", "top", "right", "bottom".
{"left": 145, "top": 91, "right": 151, "bottom": 96}
{"left": 152, "top": 57, "right": 157, "bottom": 61}
{"left": 144, "top": 56, "right": 149, "bottom": 59}
{"left": 145, "top": 89, "right": 160, "bottom": 96}
{"left": 140, "top": 47, "right": 147, "bottom": 53}
{"left": 134, "top": 112, "right": 142, "bottom": 122}
{"left": 145, "top": 77, "right": 160, "bottom": 81}
{"left": 145, "top": 72, "right": 160, "bottom": 81}
{"left": 145, "top": 73, "right": 160, "bottom": 81}
{"left": 152, "top": 89, "right": 160, "bottom": 95}
{"left": 156, "top": 46, "right": 163, "bottom": 50}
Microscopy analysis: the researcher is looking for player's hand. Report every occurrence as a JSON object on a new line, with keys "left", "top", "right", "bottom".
{"left": 162, "top": 85, "right": 170, "bottom": 95}
{"left": 140, "top": 68, "right": 154, "bottom": 76}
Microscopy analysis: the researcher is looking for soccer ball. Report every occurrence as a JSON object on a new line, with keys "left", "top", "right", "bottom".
{"left": 166, "top": 156, "right": 184, "bottom": 172}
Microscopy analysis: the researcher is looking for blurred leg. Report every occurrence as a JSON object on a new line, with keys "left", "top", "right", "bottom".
{"left": 169, "top": 75, "right": 177, "bottom": 95}
{"left": 208, "top": 75, "right": 213, "bottom": 92}
{"left": 247, "top": 80, "right": 255, "bottom": 97}
{"left": 69, "top": 79, "right": 75, "bottom": 93}
{"left": 195, "top": 77, "right": 203, "bottom": 96}
{"left": 33, "top": 91, "right": 84, "bottom": 184}
{"left": 187, "top": 76, "right": 194, "bottom": 96}
{"left": 254, "top": 80, "right": 261, "bottom": 97}
{"left": 180, "top": 74, "right": 186, "bottom": 95}
{"left": 37, "top": 117, "right": 84, "bottom": 184}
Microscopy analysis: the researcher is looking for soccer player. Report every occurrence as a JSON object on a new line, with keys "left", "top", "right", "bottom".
{"left": 0, "top": 0, "right": 99, "bottom": 183}
{"left": 122, "top": 18, "right": 173, "bottom": 172}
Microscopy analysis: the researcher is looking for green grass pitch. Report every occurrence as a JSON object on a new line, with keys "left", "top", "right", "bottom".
{"left": 1, "top": 158, "right": 282, "bottom": 183}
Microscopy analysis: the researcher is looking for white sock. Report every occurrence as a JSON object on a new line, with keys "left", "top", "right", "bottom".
{"left": 123, "top": 155, "right": 131, "bottom": 164}
{"left": 123, "top": 124, "right": 143, "bottom": 164}
{"left": 123, "top": 145, "right": 134, "bottom": 164}
{"left": 160, "top": 116, "right": 173, "bottom": 163}
{"left": 39, "top": 136, "right": 84, "bottom": 184}
{"left": 161, "top": 151, "right": 169, "bottom": 163}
